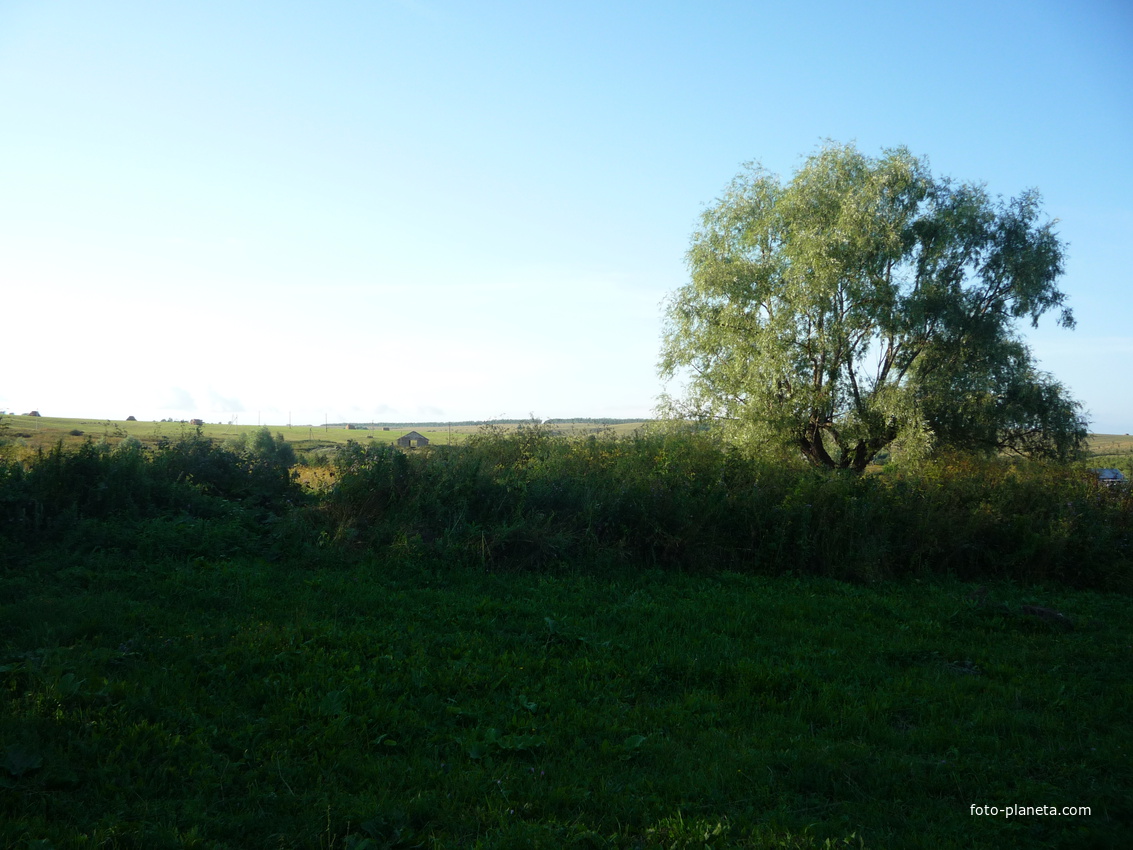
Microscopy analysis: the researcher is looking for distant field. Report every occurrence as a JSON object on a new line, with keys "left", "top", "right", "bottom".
{"left": 0, "top": 414, "right": 653, "bottom": 454}
{"left": 3, "top": 414, "right": 1128, "bottom": 464}
{"left": 1084, "top": 433, "right": 1133, "bottom": 455}
{"left": 1082, "top": 434, "right": 1133, "bottom": 477}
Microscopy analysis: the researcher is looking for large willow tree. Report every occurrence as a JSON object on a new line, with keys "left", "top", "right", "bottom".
{"left": 659, "top": 142, "right": 1087, "bottom": 472}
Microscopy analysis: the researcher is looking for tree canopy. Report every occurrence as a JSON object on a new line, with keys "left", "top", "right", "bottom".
{"left": 659, "top": 142, "right": 1087, "bottom": 472}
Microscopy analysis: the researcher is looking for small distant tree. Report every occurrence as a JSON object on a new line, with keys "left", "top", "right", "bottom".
{"left": 659, "top": 141, "right": 1087, "bottom": 472}
{"left": 250, "top": 426, "right": 297, "bottom": 468}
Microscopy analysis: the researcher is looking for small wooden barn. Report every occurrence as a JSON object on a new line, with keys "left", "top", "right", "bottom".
{"left": 396, "top": 430, "right": 429, "bottom": 449}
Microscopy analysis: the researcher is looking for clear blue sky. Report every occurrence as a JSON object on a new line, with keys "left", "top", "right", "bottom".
{"left": 2, "top": 0, "right": 1131, "bottom": 430}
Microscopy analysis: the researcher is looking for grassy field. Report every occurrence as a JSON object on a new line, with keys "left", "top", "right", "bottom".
{"left": 1083, "top": 434, "right": 1133, "bottom": 453}
{"left": 1, "top": 422, "right": 1130, "bottom": 847}
{"left": 1081, "top": 434, "right": 1133, "bottom": 479}
{"left": 0, "top": 415, "right": 651, "bottom": 455}
{"left": 2, "top": 413, "right": 1126, "bottom": 456}
{"left": 3, "top": 552, "right": 1129, "bottom": 849}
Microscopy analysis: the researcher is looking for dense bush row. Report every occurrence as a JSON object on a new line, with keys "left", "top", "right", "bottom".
{"left": 2, "top": 425, "right": 1130, "bottom": 591}
{"left": 324, "top": 425, "right": 1133, "bottom": 591}
{"left": 0, "top": 429, "right": 301, "bottom": 561}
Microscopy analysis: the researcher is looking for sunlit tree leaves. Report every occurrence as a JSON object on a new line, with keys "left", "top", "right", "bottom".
{"left": 659, "top": 142, "right": 1086, "bottom": 472}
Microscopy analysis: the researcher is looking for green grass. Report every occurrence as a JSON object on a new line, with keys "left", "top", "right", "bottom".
{"left": 1082, "top": 434, "right": 1133, "bottom": 480}
{"left": 4, "top": 413, "right": 1127, "bottom": 461}
{"left": 0, "top": 415, "right": 652, "bottom": 456}
{"left": 1, "top": 426, "right": 1129, "bottom": 847}
{"left": 1084, "top": 434, "right": 1133, "bottom": 455}
{"left": 2, "top": 551, "right": 1129, "bottom": 849}
{"left": 0, "top": 415, "right": 454, "bottom": 452}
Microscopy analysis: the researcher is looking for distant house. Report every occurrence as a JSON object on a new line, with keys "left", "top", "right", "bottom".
{"left": 1091, "top": 468, "right": 1126, "bottom": 486}
{"left": 396, "top": 430, "right": 429, "bottom": 449}
{"left": 126, "top": 415, "right": 137, "bottom": 421}
{"left": 189, "top": 418, "right": 205, "bottom": 426}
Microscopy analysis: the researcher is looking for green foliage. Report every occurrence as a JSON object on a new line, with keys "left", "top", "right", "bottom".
{"left": 2, "top": 428, "right": 1129, "bottom": 591}
{"left": 313, "top": 430, "right": 1132, "bottom": 592}
{"left": 0, "top": 432, "right": 302, "bottom": 553}
{"left": 0, "top": 414, "right": 11, "bottom": 457}
{"left": 151, "top": 429, "right": 299, "bottom": 507}
{"left": 660, "top": 141, "right": 1087, "bottom": 472}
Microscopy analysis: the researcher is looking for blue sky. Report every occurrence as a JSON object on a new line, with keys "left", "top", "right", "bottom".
{"left": 2, "top": 0, "right": 1131, "bottom": 430}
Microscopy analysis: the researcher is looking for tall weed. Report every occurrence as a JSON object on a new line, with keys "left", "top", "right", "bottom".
{"left": 4, "top": 427, "right": 1129, "bottom": 591}
{"left": 319, "top": 431, "right": 1132, "bottom": 591}
{"left": 0, "top": 432, "right": 301, "bottom": 551}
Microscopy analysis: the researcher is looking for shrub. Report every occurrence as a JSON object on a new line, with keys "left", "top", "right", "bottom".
{"left": 0, "top": 431, "right": 304, "bottom": 550}
{"left": 5, "top": 425, "right": 1129, "bottom": 592}
{"left": 318, "top": 430, "right": 1133, "bottom": 590}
